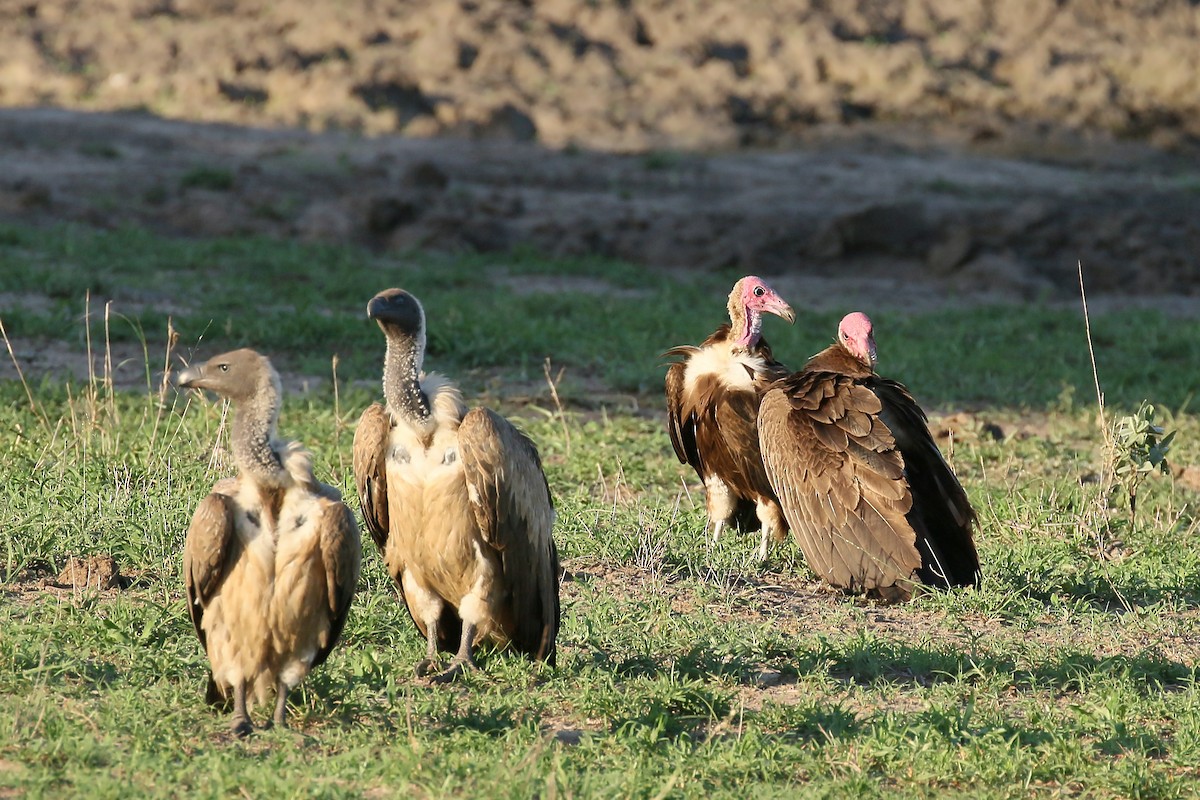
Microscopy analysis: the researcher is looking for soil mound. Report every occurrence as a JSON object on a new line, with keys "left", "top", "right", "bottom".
{"left": 3, "top": 1, "right": 1199, "bottom": 152}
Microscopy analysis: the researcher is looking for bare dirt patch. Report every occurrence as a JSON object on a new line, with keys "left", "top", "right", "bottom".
{"left": 1, "top": 107, "right": 1197, "bottom": 305}
{"left": 5, "top": 0, "right": 1200, "bottom": 154}
{"left": 55, "top": 555, "right": 125, "bottom": 591}
{"left": 2, "top": 106, "right": 1200, "bottom": 309}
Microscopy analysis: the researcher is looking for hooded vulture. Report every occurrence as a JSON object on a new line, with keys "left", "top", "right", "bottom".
{"left": 352, "top": 288, "right": 560, "bottom": 682}
{"left": 758, "top": 312, "right": 981, "bottom": 600}
{"left": 663, "top": 275, "right": 796, "bottom": 560}
{"left": 177, "top": 348, "right": 361, "bottom": 736}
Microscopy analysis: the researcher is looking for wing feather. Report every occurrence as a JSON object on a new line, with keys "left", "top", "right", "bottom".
{"left": 183, "top": 492, "right": 236, "bottom": 649}
{"left": 312, "top": 500, "right": 362, "bottom": 668}
{"left": 457, "top": 408, "right": 560, "bottom": 664}
{"left": 663, "top": 356, "right": 699, "bottom": 470}
{"left": 760, "top": 377, "right": 922, "bottom": 595}
{"left": 871, "top": 378, "right": 981, "bottom": 588}
{"left": 352, "top": 403, "right": 391, "bottom": 552}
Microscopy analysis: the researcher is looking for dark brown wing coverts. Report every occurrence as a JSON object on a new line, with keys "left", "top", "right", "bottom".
{"left": 759, "top": 351, "right": 979, "bottom": 597}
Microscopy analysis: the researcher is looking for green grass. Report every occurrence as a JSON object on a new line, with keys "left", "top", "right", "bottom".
{"left": 1, "top": 222, "right": 1199, "bottom": 798}
{"left": 1, "top": 222, "right": 1197, "bottom": 407}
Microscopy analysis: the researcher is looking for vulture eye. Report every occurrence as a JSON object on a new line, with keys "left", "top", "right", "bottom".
{"left": 220, "top": 364, "right": 229, "bottom": 372}
{"left": 753, "top": 286, "right": 765, "bottom": 297}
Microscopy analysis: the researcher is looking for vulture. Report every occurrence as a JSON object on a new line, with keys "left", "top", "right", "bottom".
{"left": 663, "top": 275, "right": 796, "bottom": 560}
{"left": 758, "top": 312, "right": 981, "bottom": 600}
{"left": 178, "top": 348, "right": 361, "bottom": 737}
{"left": 352, "top": 288, "right": 560, "bottom": 682}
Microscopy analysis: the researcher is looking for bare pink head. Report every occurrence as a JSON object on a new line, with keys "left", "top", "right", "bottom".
{"left": 838, "top": 311, "right": 877, "bottom": 368}
{"left": 728, "top": 276, "right": 796, "bottom": 348}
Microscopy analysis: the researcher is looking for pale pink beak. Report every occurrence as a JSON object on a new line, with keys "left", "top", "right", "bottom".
{"left": 763, "top": 296, "right": 796, "bottom": 324}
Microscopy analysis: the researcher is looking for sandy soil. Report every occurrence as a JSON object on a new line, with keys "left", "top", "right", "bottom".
{"left": 6, "top": 0, "right": 1200, "bottom": 153}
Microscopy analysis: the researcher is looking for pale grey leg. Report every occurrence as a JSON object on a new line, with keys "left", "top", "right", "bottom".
{"left": 415, "top": 617, "right": 443, "bottom": 678}
{"left": 231, "top": 681, "right": 253, "bottom": 738}
{"left": 271, "top": 679, "right": 289, "bottom": 729}
{"left": 431, "top": 622, "right": 478, "bottom": 684}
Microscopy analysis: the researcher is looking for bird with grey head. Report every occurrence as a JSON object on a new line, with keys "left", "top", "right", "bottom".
{"left": 353, "top": 288, "right": 561, "bottom": 683}
{"left": 176, "top": 347, "right": 361, "bottom": 737}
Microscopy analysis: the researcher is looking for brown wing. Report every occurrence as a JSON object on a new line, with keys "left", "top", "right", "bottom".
{"left": 759, "top": 373, "right": 922, "bottom": 596}
{"left": 663, "top": 335, "right": 787, "bottom": 527}
{"left": 352, "top": 402, "right": 391, "bottom": 552}
{"left": 871, "top": 378, "right": 980, "bottom": 588}
{"left": 457, "top": 407, "right": 560, "bottom": 664}
{"left": 183, "top": 492, "right": 236, "bottom": 649}
{"left": 663, "top": 351, "right": 701, "bottom": 471}
{"left": 311, "top": 499, "right": 363, "bottom": 668}
{"left": 706, "top": 380, "right": 781, "bottom": 504}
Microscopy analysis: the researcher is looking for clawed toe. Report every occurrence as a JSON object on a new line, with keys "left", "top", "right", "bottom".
{"left": 231, "top": 716, "right": 254, "bottom": 738}
{"left": 414, "top": 658, "right": 442, "bottom": 678}
{"left": 429, "top": 658, "right": 476, "bottom": 684}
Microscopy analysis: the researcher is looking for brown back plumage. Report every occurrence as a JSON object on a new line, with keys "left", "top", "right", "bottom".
{"left": 759, "top": 343, "right": 980, "bottom": 598}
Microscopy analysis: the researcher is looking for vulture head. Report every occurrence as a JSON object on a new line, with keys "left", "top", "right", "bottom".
{"left": 177, "top": 348, "right": 278, "bottom": 403}
{"left": 838, "top": 312, "right": 877, "bottom": 369}
{"left": 368, "top": 288, "right": 427, "bottom": 362}
{"left": 727, "top": 276, "right": 795, "bottom": 349}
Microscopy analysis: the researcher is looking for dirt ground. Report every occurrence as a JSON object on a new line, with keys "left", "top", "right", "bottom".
{"left": 1, "top": 0, "right": 1199, "bottom": 301}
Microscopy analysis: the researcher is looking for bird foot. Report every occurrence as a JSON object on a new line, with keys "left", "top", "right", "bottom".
{"left": 429, "top": 658, "right": 476, "bottom": 684}
{"left": 414, "top": 658, "right": 443, "bottom": 678}
{"left": 756, "top": 537, "right": 770, "bottom": 564}
{"left": 262, "top": 715, "right": 289, "bottom": 732}
{"left": 230, "top": 716, "right": 254, "bottom": 739}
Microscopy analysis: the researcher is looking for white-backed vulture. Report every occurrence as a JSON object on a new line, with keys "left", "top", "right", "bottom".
{"left": 352, "top": 288, "right": 560, "bottom": 682}
{"left": 663, "top": 275, "right": 796, "bottom": 560}
{"left": 758, "top": 312, "right": 981, "bottom": 600}
{"left": 178, "top": 348, "right": 361, "bottom": 736}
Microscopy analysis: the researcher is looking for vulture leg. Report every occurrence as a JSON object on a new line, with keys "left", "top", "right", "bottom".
{"left": 704, "top": 478, "right": 735, "bottom": 544}
{"left": 755, "top": 500, "right": 787, "bottom": 562}
{"left": 757, "top": 527, "right": 771, "bottom": 562}
{"left": 230, "top": 681, "right": 253, "bottom": 738}
{"left": 414, "top": 616, "right": 443, "bottom": 678}
{"left": 430, "top": 622, "right": 478, "bottom": 684}
{"left": 271, "top": 679, "right": 289, "bottom": 729}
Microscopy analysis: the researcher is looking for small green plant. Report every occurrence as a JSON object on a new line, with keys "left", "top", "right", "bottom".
{"left": 179, "top": 166, "right": 235, "bottom": 191}
{"left": 79, "top": 142, "right": 121, "bottom": 159}
{"left": 1110, "top": 401, "right": 1175, "bottom": 521}
{"left": 640, "top": 150, "right": 683, "bottom": 171}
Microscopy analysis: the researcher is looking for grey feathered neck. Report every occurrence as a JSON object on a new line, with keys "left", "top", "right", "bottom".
{"left": 383, "top": 330, "right": 431, "bottom": 424}
{"left": 231, "top": 368, "right": 287, "bottom": 486}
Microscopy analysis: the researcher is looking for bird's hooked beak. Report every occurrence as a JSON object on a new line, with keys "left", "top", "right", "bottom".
{"left": 176, "top": 363, "right": 206, "bottom": 390}
{"left": 367, "top": 288, "right": 425, "bottom": 334}
{"left": 765, "top": 297, "right": 796, "bottom": 325}
{"left": 366, "top": 293, "right": 392, "bottom": 321}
